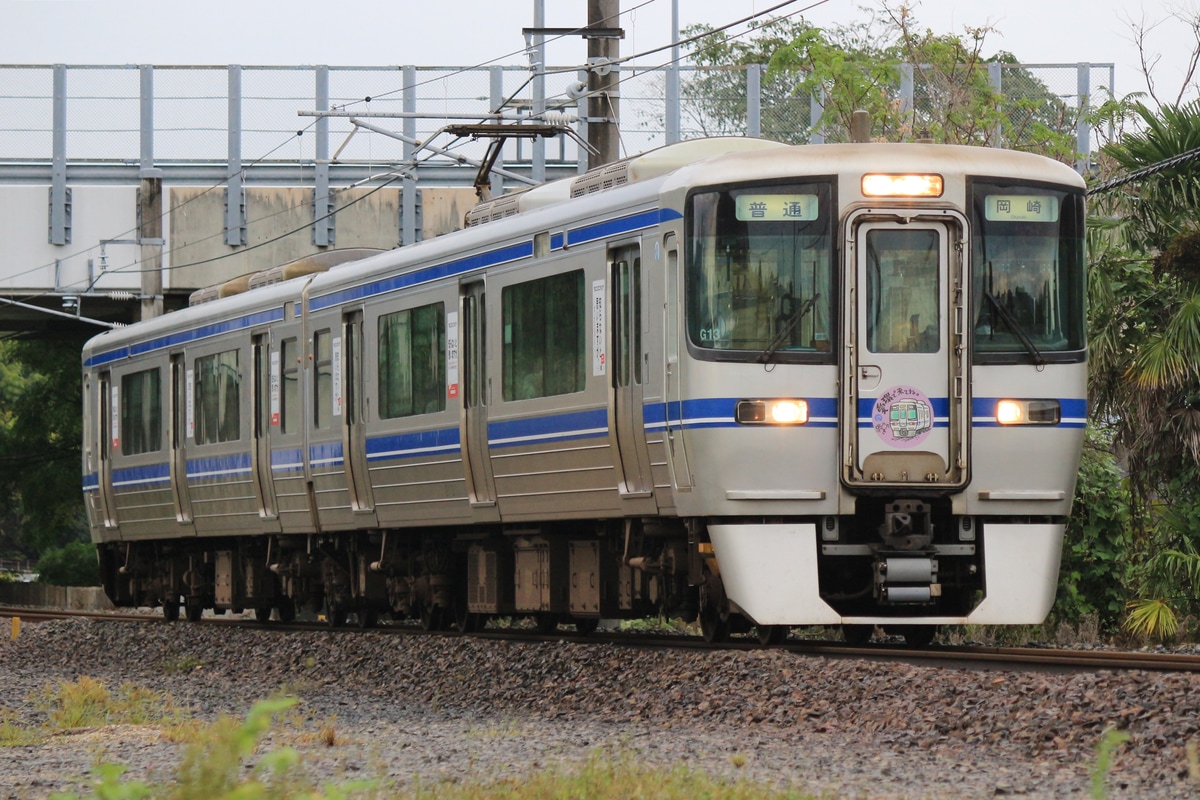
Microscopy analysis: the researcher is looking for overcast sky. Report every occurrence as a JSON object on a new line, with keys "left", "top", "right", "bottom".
{"left": 3, "top": 0, "right": 1199, "bottom": 101}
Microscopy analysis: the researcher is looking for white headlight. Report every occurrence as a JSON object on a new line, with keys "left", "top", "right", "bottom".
{"left": 736, "top": 399, "right": 809, "bottom": 425}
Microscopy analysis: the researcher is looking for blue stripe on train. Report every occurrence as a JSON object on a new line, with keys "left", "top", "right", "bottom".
{"left": 84, "top": 308, "right": 285, "bottom": 367}
{"left": 366, "top": 428, "right": 461, "bottom": 461}
{"left": 186, "top": 453, "right": 252, "bottom": 480}
{"left": 651, "top": 397, "right": 839, "bottom": 430}
{"left": 110, "top": 462, "right": 171, "bottom": 489}
{"left": 85, "top": 208, "right": 684, "bottom": 366}
{"left": 972, "top": 396, "right": 1088, "bottom": 428}
{"left": 309, "top": 241, "right": 533, "bottom": 311}
{"left": 488, "top": 408, "right": 609, "bottom": 448}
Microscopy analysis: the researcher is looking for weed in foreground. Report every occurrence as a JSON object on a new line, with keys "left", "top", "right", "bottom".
{"left": 52, "top": 696, "right": 378, "bottom": 800}
{"left": 0, "top": 708, "right": 42, "bottom": 746}
{"left": 36, "top": 677, "right": 185, "bottom": 731}
{"left": 1090, "top": 726, "right": 1132, "bottom": 800}
{"left": 404, "top": 750, "right": 816, "bottom": 800}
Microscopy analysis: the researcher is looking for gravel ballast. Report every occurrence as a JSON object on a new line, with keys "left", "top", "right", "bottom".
{"left": 0, "top": 618, "right": 1198, "bottom": 798}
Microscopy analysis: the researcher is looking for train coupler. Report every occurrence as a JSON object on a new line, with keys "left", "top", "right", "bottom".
{"left": 873, "top": 555, "right": 941, "bottom": 605}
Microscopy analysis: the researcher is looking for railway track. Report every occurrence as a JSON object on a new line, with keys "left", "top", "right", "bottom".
{"left": 3, "top": 605, "right": 1197, "bottom": 674}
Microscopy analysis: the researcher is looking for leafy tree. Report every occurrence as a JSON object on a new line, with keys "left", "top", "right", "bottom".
{"left": 677, "top": 17, "right": 818, "bottom": 142}
{"left": 0, "top": 337, "right": 89, "bottom": 557}
{"left": 677, "top": 2, "right": 1079, "bottom": 158}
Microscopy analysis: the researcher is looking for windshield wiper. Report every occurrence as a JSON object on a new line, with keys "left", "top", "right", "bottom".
{"left": 759, "top": 294, "right": 819, "bottom": 364}
{"left": 984, "top": 290, "right": 1045, "bottom": 366}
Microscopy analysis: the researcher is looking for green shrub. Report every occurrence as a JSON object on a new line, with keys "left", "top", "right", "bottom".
{"left": 1058, "top": 427, "right": 1132, "bottom": 631}
{"left": 36, "top": 540, "right": 99, "bottom": 586}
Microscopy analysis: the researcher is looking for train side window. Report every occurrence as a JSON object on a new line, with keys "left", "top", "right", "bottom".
{"left": 280, "top": 338, "right": 300, "bottom": 435}
{"left": 194, "top": 350, "right": 240, "bottom": 445}
{"left": 379, "top": 303, "right": 446, "bottom": 418}
{"left": 314, "top": 330, "right": 332, "bottom": 430}
{"left": 120, "top": 368, "right": 162, "bottom": 455}
{"left": 502, "top": 270, "right": 585, "bottom": 401}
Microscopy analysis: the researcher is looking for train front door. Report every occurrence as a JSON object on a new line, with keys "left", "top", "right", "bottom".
{"left": 844, "top": 214, "right": 967, "bottom": 488}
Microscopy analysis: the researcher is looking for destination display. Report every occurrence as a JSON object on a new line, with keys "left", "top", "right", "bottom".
{"left": 985, "top": 194, "right": 1060, "bottom": 222}
{"left": 734, "top": 194, "right": 820, "bottom": 221}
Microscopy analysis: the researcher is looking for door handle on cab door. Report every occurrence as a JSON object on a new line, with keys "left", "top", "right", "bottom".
{"left": 859, "top": 364, "right": 882, "bottom": 391}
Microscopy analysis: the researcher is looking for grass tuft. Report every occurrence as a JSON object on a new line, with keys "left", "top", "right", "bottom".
{"left": 1090, "top": 726, "right": 1132, "bottom": 800}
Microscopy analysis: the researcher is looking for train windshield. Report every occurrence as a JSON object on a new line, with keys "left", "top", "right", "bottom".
{"left": 969, "top": 180, "right": 1086, "bottom": 362}
{"left": 686, "top": 182, "right": 834, "bottom": 362}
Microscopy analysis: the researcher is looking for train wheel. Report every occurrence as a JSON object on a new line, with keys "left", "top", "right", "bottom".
{"left": 534, "top": 613, "right": 559, "bottom": 634}
{"left": 162, "top": 601, "right": 180, "bottom": 622}
{"left": 699, "top": 606, "right": 730, "bottom": 644}
{"left": 454, "top": 612, "right": 481, "bottom": 634}
{"left": 573, "top": 617, "right": 599, "bottom": 636}
{"left": 452, "top": 600, "right": 480, "bottom": 634}
{"left": 842, "top": 624, "right": 874, "bottom": 645}
{"left": 324, "top": 600, "right": 347, "bottom": 628}
{"left": 900, "top": 625, "right": 937, "bottom": 647}
{"left": 356, "top": 608, "right": 379, "bottom": 630}
{"left": 253, "top": 606, "right": 273, "bottom": 623}
{"left": 276, "top": 600, "right": 296, "bottom": 624}
{"left": 419, "top": 602, "right": 443, "bottom": 632}
{"left": 756, "top": 625, "right": 788, "bottom": 646}
{"left": 183, "top": 599, "right": 203, "bottom": 623}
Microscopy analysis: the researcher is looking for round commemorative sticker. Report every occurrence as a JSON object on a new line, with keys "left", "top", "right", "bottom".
{"left": 871, "top": 385, "right": 934, "bottom": 448}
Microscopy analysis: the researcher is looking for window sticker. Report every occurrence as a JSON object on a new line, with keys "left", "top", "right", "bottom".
{"left": 332, "top": 336, "right": 343, "bottom": 417}
{"left": 592, "top": 279, "right": 607, "bottom": 377}
{"left": 446, "top": 311, "right": 460, "bottom": 400}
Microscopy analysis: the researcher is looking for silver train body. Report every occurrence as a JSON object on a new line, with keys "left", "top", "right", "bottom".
{"left": 82, "top": 137, "right": 1087, "bottom": 641}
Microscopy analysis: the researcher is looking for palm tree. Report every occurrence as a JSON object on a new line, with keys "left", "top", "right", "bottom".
{"left": 1093, "top": 99, "right": 1200, "bottom": 640}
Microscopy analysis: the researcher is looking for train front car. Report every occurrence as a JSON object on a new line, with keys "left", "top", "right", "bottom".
{"left": 662, "top": 144, "right": 1087, "bottom": 644}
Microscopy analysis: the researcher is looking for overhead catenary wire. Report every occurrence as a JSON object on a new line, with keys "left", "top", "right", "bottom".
{"left": 1087, "top": 145, "right": 1200, "bottom": 195}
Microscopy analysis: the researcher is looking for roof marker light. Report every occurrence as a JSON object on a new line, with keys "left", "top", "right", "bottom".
{"left": 861, "top": 173, "right": 944, "bottom": 198}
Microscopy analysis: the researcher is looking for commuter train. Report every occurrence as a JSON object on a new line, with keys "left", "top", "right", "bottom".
{"left": 82, "top": 135, "right": 1087, "bottom": 645}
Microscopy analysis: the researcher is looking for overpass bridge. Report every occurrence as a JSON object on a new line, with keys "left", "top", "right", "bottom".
{"left": 0, "top": 61, "right": 1111, "bottom": 334}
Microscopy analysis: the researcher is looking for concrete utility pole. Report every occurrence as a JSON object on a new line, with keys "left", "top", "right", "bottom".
{"left": 138, "top": 173, "right": 163, "bottom": 321}
{"left": 139, "top": 66, "right": 163, "bottom": 321}
{"left": 587, "top": 0, "right": 621, "bottom": 168}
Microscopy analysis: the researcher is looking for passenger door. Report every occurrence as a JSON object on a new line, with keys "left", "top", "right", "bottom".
{"left": 610, "top": 244, "right": 653, "bottom": 497}
{"left": 342, "top": 310, "right": 374, "bottom": 512}
{"left": 844, "top": 214, "right": 967, "bottom": 488}
{"left": 460, "top": 281, "right": 497, "bottom": 506}
{"left": 169, "top": 354, "right": 193, "bottom": 524}
{"left": 96, "top": 371, "right": 119, "bottom": 529}
{"left": 251, "top": 334, "right": 279, "bottom": 524}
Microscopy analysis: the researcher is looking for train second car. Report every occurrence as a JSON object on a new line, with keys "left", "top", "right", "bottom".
{"left": 82, "top": 136, "right": 1087, "bottom": 644}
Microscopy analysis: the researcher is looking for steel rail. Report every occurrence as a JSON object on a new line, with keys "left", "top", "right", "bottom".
{"left": 3, "top": 606, "right": 1197, "bottom": 673}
